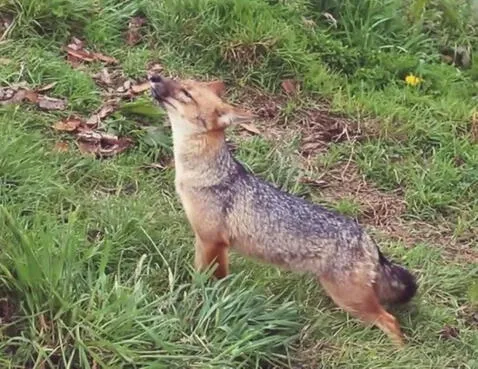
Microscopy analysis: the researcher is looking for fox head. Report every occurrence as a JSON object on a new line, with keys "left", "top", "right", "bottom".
{"left": 149, "top": 74, "right": 254, "bottom": 136}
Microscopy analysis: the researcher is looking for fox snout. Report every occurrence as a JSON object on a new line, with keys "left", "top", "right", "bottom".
{"left": 149, "top": 74, "right": 177, "bottom": 102}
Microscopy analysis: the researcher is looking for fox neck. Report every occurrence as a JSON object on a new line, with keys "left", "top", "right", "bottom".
{"left": 170, "top": 117, "right": 232, "bottom": 184}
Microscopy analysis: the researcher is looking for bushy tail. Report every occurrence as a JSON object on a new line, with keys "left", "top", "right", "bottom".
{"left": 374, "top": 249, "right": 417, "bottom": 305}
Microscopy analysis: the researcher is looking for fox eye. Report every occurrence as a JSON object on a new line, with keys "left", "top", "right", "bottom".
{"left": 181, "top": 88, "right": 192, "bottom": 99}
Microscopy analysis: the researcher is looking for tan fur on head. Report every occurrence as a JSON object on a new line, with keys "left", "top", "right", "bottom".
{"left": 151, "top": 76, "right": 254, "bottom": 133}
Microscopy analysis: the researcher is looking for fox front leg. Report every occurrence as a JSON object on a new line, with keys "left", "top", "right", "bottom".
{"left": 194, "top": 235, "right": 229, "bottom": 279}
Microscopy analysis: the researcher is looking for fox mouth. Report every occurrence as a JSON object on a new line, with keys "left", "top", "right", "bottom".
{"left": 149, "top": 74, "right": 175, "bottom": 109}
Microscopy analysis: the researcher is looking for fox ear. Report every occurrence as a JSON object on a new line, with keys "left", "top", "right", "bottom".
{"left": 217, "top": 107, "right": 254, "bottom": 127}
{"left": 202, "top": 80, "right": 226, "bottom": 97}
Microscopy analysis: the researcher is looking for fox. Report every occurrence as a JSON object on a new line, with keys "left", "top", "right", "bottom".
{"left": 149, "top": 74, "right": 417, "bottom": 346}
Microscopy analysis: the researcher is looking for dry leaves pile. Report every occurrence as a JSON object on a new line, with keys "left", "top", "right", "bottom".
{"left": 52, "top": 110, "right": 132, "bottom": 157}
{"left": 64, "top": 37, "right": 118, "bottom": 67}
{"left": 299, "top": 108, "right": 363, "bottom": 157}
{"left": 233, "top": 78, "right": 363, "bottom": 157}
{"left": 1, "top": 20, "right": 163, "bottom": 158}
{"left": 0, "top": 82, "right": 66, "bottom": 110}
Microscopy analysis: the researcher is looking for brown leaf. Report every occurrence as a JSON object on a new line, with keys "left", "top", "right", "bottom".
{"left": 36, "top": 82, "right": 58, "bottom": 93}
{"left": 77, "top": 140, "right": 99, "bottom": 155}
{"left": 0, "top": 88, "right": 26, "bottom": 105}
{"left": 24, "top": 90, "right": 39, "bottom": 103}
{"left": 37, "top": 96, "right": 67, "bottom": 111}
{"left": 54, "top": 141, "right": 70, "bottom": 153}
{"left": 99, "top": 136, "right": 132, "bottom": 156}
{"left": 116, "top": 80, "right": 132, "bottom": 94}
{"left": 86, "top": 101, "right": 118, "bottom": 127}
{"left": 148, "top": 63, "right": 164, "bottom": 73}
{"left": 94, "top": 68, "right": 113, "bottom": 86}
{"left": 67, "top": 37, "right": 85, "bottom": 51}
{"left": 298, "top": 177, "right": 329, "bottom": 188}
{"left": 77, "top": 131, "right": 132, "bottom": 157}
{"left": 66, "top": 48, "right": 95, "bottom": 63}
{"left": 53, "top": 117, "right": 82, "bottom": 132}
{"left": 239, "top": 123, "right": 261, "bottom": 135}
{"left": 439, "top": 325, "right": 460, "bottom": 340}
{"left": 64, "top": 37, "right": 118, "bottom": 66}
{"left": 0, "top": 58, "right": 11, "bottom": 65}
{"left": 131, "top": 81, "right": 150, "bottom": 94}
{"left": 0, "top": 87, "right": 40, "bottom": 105}
{"left": 0, "top": 297, "right": 15, "bottom": 324}
{"left": 92, "top": 52, "right": 119, "bottom": 65}
{"left": 126, "top": 16, "right": 146, "bottom": 46}
{"left": 281, "top": 79, "right": 298, "bottom": 95}
{"left": 256, "top": 101, "right": 279, "bottom": 119}
{"left": 0, "top": 15, "right": 13, "bottom": 39}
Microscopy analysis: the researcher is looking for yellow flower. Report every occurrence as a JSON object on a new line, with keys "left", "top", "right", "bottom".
{"left": 405, "top": 74, "right": 423, "bottom": 86}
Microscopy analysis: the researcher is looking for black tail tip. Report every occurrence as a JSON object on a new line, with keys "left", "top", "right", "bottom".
{"left": 394, "top": 265, "right": 418, "bottom": 305}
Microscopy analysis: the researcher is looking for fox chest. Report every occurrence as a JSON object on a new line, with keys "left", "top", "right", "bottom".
{"left": 175, "top": 183, "right": 229, "bottom": 242}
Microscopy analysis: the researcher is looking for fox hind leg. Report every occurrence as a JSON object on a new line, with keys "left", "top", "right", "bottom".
{"left": 319, "top": 274, "right": 405, "bottom": 346}
{"left": 194, "top": 236, "right": 229, "bottom": 279}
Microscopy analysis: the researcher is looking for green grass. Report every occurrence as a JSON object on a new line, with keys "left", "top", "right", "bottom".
{"left": 1, "top": 0, "right": 478, "bottom": 367}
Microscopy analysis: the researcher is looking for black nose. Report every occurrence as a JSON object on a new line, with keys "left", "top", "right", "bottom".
{"left": 149, "top": 74, "right": 163, "bottom": 83}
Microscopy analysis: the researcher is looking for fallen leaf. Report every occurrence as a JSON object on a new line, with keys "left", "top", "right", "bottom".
{"left": 131, "top": 81, "right": 150, "bottom": 94}
{"left": 53, "top": 117, "right": 82, "bottom": 132}
{"left": 66, "top": 48, "right": 95, "bottom": 63}
{"left": 99, "top": 136, "right": 132, "bottom": 156}
{"left": 77, "top": 140, "right": 99, "bottom": 155}
{"left": 0, "top": 87, "right": 38, "bottom": 105}
{"left": 77, "top": 131, "right": 132, "bottom": 157}
{"left": 0, "top": 88, "right": 26, "bottom": 105}
{"left": 24, "top": 90, "right": 39, "bottom": 103}
{"left": 256, "top": 101, "right": 279, "bottom": 119}
{"left": 116, "top": 79, "right": 133, "bottom": 94}
{"left": 54, "top": 141, "right": 70, "bottom": 153}
{"left": 94, "top": 68, "right": 113, "bottom": 86}
{"left": 38, "top": 96, "right": 67, "bottom": 111}
{"left": 148, "top": 63, "right": 164, "bottom": 73}
{"left": 439, "top": 325, "right": 460, "bottom": 340}
{"left": 67, "top": 37, "right": 85, "bottom": 51}
{"left": 0, "top": 15, "right": 13, "bottom": 40}
{"left": 281, "top": 79, "right": 298, "bottom": 95}
{"left": 0, "top": 297, "right": 15, "bottom": 324}
{"left": 298, "top": 177, "right": 329, "bottom": 188}
{"left": 126, "top": 16, "right": 146, "bottom": 46}
{"left": 92, "top": 52, "right": 118, "bottom": 65}
{"left": 86, "top": 101, "right": 118, "bottom": 127}
{"left": 239, "top": 123, "right": 261, "bottom": 135}
{"left": 64, "top": 37, "right": 118, "bottom": 66}
{"left": 0, "top": 58, "right": 11, "bottom": 65}
{"left": 36, "top": 82, "right": 58, "bottom": 93}
{"left": 98, "top": 102, "right": 117, "bottom": 118}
